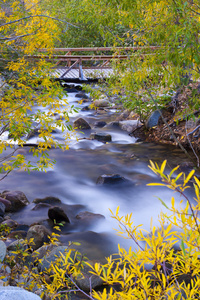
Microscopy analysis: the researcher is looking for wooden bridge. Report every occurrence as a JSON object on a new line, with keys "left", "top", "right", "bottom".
{"left": 27, "top": 46, "right": 159, "bottom": 82}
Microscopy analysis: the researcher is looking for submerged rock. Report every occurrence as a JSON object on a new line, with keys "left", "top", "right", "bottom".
{"left": 73, "top": 118, "right": 91, "bottom": 130}
{"left": 75, "top": 92, "right": 89, "bottom": 99}
{"left": 94, "top": 121, "right": 107, "bottom": 128}
{"left": 97, "top": 174, "right": 130, "bottom": 185}
{"left": 48, "top": 206, "right": 70, "bottom": 224}
{"left": 33, "top": 196, "right": 61, "bottom": 205}
{"left": 90, "top": 132, "right": 112, "bottom": 142}
{"left": 76, "top": 211, "right": 105, "bottom": 221}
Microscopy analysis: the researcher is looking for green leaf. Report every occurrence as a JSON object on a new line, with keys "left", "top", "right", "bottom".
{"left": 180, "top": 239, "right": 186, "bottom": 256}
{"left": 157, "top": 197, "right": 169, "bottom": 209}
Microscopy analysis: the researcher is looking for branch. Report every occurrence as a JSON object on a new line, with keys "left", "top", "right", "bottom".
{"left": 0, "top": 15, "right": 79, "bottom": 28}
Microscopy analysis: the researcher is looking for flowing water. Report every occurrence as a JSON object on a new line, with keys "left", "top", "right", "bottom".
{"left": 1, "top": 85, "right": 194, "bottom": 261}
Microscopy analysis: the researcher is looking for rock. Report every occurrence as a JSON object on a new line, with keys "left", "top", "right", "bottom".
{"left": 27, "top": 225, "right": 51, "bottom": 250}
{"left": 32, "top": 203, "right": 51, "bottom": 210}
{"left": 119, "top": 120, "right": 142, "bottom": 133}
{"left": 90, "top": 132, "right": 112, "bottom": 142}
{"left": 1, "top": 191, "right": 29, "bottom": 212}
{"left": 39, "top": 246, "right": 76, "bottom": 272}
{"left": 7, "top": 239, "right": 27, "bottom": 251}
{"left": 116, "top": 109, "right": 130, "bottom": 121}
{"left": 93, "top": 99, "right": 109, "bottom": 108}
{"left": 107, "top": 121, "right": 120, "bottom": 128}
{"left": 33, "top": 196, "right": 61, "bottom": 205}
{"left": 8, "top": 230, "right": 27, "bottom": 240}
{"left": 145, "top": 110, "right": 162, "bottom": 128}
{"left": 81, "top": 106, "right": 90, "bottom": 111}
{"left": 48, "top": 206, "right": 70, "bottom": 223}
{"left": 0, "top": 286, "right": 41, "bottom": 300}
{"left": 0, "top": 197, "right": 11, "bottom": 211}
{"left": 75, "top": 92, "right": 89, "bottom": 99}
{"left": 1, "top": 219, "right": 18, "bottom": 228}
{"left": 0, "top": 240, "right": 6, "bottom": 262}
{"left": 97, "top": 174, "right": 131, "bottom": 185}
{"left": 0, "top": 202, "right": 5, "bottom": 217}
{"left": 74, "top": 260, "right": 103, "bottom": 292}
{"left": 94, "top": 121, "right": 107, "bottom": 128}
{"left": 73, "top": 118, "right": 91, "bottom": 130}
{"left": 76, "top": 211, "right": 105, "bottom": 221}
{"left": 32, "top": 243, "right": 62, "bottom": 261}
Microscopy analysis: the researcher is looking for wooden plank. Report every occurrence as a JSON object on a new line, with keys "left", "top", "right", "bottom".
{"left": 39, "top": 46, "right": 160, "bottom": 52}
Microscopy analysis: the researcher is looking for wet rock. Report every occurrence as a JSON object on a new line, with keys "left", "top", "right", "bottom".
{"left": 76, "top": 211, "right": 105, "bottom": 221}
{"left": 107, "top": 121, "right": 120, "bottom": 128}
{"left": 116, "top": 109, "right": 130, "bottom": 121}
{"left": 93, "top": 99, "right": 109, "bottom": 108}
{"left": 0, "top": 240, "right": 6, "bottom": 262}
{"left": 8, "top": 230, "right": 27, "bottom": 240}
{"left": 48, "top": 206, "right": 70, "bottom": 223}
{"left": 81, "top": 106, "right": 90, "bottom": 111}
{"left": 1, "top": 219, "right": 18, "bottom": 228}
{"left": 32, "top": 203, "right": 51, "bottom": 210}
{"left": 119, "top": 120, "right": 142, "bottom": 133}
{"left": 0, "top": 202, "right": 5, "bottom": 217}
{"left": 39, "top": 246, "right": 75, "bottom": 272}
{"left": 32, "top": 243, "right": 61, "bottom": 261}
{"left": 90, "top": 132, "right": 112, "bottom": 142}
{"left": 0, "top": 286, "right": 41, "bottom": 300}
{"left": 75, "top": 92, "right": 89, "bottom": 99}
{"left": 27, "top": 225, "right": 51, "bottom": 250}
{"left": 1, "top": 191, "right": 29, "bottom": 212}
{"left": 97, "top": 174, "right": 130, "bottom": 185}
{"left": 73, "top": 118, "right": 91, "bottom": 130}
{"left": 0, "top": 197, "right": 11, "bottom": 211}
{"left": 94, "top": 121, "right": 107, "bottom": 128}
{"left": 74, "top": 260, "right": 103, "bottom": 292}
{"left": 145, "top": 110, "right": 162, "bottom": 128}
{"left": 33, "top": 196, "right": 61, "bottom": 205}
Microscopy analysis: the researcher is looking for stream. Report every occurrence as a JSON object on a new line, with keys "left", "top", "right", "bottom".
{"left": 1, "top": 84, "right": 194, "bottom": 262}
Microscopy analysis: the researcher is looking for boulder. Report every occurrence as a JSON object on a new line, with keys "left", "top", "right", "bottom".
{"left": 33, "top": 196, "right": 61, "bottom": 205}
{"left": 73, "top": 118, "right": 91, "bottom": 130}
{"left": 32, "top": 243, "right": 62, "bottom": 261}
{"left": 27, "top": 225, "right": 51, "bottom": 250}
{"left": 75, "top": 92, "right": 89, "bottom": 99}
{"left": 1, "top": 219, "right": 18, "bottom": 228}
{"left": 32, "top": 203, "right": 51, "bottom": 211}
{"left": 97, "top": 174, "right": 130, "bottom": 185}
{"left": 0, "top": 202, "right": 5, "bottom": 218}
{"left": 119, "top": 120, "right": 142, "bottom": 133}
{"left": 48, "top": 206, "right": 70, "bottom": 224}
{"left": 93, "top": 99, "right": 109, "bottom": 108}
{"left": 145, "top": 110, "right": 162, "bottom": 128}
{"left": 74, "top": 260, "right": 103, "bottom": 292}
{"left": 94, "top": 121, "right": 107, "bottom": 128}
{"left": 0, "top": 240, "right": 6, "bottom": 262}
{"left": 39, "top": 246, "right": 76, "bottom": 272}
{"left": 7, "top": 239, "right": 27, "bottom": 251}
{"left": 90, "top": 132, "right": 112, "bottom": 142}
{"left": 0, "top": 286, "right": 41, "bottom": 300}
{"left": 0, "top": 197, "right": 11, "bottom": 211}
{"left": 1, "top": 191, "right": 29, "bottom": 212}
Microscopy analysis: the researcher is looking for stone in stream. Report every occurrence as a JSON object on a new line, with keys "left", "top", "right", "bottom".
{"left": 93, "top": 99, "right": 109, "bottom": 108}
{"left": 75, "top": 92, "right": 89, "bottom": 99}
{"left": 26, "top": 225, "right": 51, "bottom": 250}
{"left": 0, "top": 197, "right": 12, "bottom": 211}
{"left": 76, "top": 211, "right": 105, "bottom": 222}
{"left": 0, "top": 240, "right": 6, "bottom": 262}
{"left": 97, "top": 174, "right": 131, "bottom": 185}
{"left": 0, "top": 286, "right": 41, "bottom": 300}
{"left": 73, "top": 118, "right": 91, "bottom": 130}
{"left": 94, "top": 121, "right": 107, "bottom": 128}
{"left": 48, "top": 206, "right": 70, "bottom": 224}
{"left": 1, "top": 219, "right": 18, "bottom": 228}
{"left": 33, "top": 196, "right": 61, "bottom": 205}
{"left": 119, "top": 120, "right": 142, "bottom": 133}
{"left": 90, "top": 132, "right": 112, "bottom": 142}
{"left": 0, "top": 202, "right": 5, "bottom": 217}
{"left": 1, "top": 191, "right": 29, "bottom": 212}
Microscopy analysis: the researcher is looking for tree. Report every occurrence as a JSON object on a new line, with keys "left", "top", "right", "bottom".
{"left": 0, "top": 0, "right": 76, "bottom": 179}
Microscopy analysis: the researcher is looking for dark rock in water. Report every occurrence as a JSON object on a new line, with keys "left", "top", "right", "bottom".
{"left": 1, "top": 191, "right": 29, "bottom": 212}
{"left": 27, "top": 225, "right": 51, "bottom": 250}
{"left": 81, "top": 106, "right": 90, "bottom": 111}
{"left": 97, "top": 174, "right": 130, "bottom": 185}
{"left": 74, "top": 260, "right": 103, "bottom": 292}
{"left": 107, "top": 121, "right": 120, "bottom": 128}
{"left": 145, "top": 110, "right": 162, "bottom": 128}
{"left": 0, "top": 197, "right": 12, "bottom": 211}
{"left": 33, "top": 196, "right": 61, "bottom": 205}
{"left": 48, "top": 206, "right": 70, "bottom": 223}
{"left": 94, "top": 121, "right": 107, "bottom": 128}
{"left": 0, "top": 202, "right": 5, "bottom": 217}
{"left": 32, "top": 203, "right": 51, "bottom": 210}
{"left": 75, "top": 92, "right": 89, "bottom": 99}
{"left": 73, "top": 118, "right": 91, "bottom": 130}
{"left": 64, "top": 87, "right": 78, "bottom": 93}
{"left": 90, "top": 132, "right": 112, "bottom": 142}
{"left": 76, "top": 211, "right": 105, "bottom": 222}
